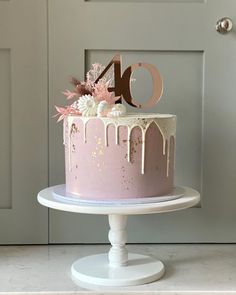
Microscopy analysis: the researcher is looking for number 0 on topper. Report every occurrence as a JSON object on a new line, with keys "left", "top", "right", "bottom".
{"left": 95, "top": 54, "right": 163, "bottom": 108}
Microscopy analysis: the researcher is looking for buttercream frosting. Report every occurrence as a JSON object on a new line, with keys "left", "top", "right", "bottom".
{"left": 65, "top": 113, "right": 176, "bottom": 176}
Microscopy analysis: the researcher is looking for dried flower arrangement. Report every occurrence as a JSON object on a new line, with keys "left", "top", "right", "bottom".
{"left": 54, "top": 63, "right": 126, "bottom": 122}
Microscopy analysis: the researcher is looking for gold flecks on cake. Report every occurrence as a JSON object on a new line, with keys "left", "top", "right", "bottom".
{"left": 91, "top": 138, "right": 106, "bottom": 172}
{"left": 121, "top": 166, "right": 126, "bottom": 186}
{"left": 97, "top": 137, "right": 102, "bottom": 145}
{"left": 66, "top": 113, "right": 176, "bottom": 176}
{"left": 91, "top": 151, "right": 97, "bottom": 158}
{"left": 96, "top": 162, "right": 104, "bottom": 172}
{"left": 95, "top": 137, "right": 105, "bottom": 156}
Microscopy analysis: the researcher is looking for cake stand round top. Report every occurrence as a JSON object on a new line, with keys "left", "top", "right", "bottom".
{"left": 37, "top": 185, "right": 200, "bottom": 215}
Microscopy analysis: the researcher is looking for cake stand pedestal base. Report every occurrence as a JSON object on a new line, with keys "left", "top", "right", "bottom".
{"left": 72, "top": 214, "right": 164, "bottom": 286}
{"left": 71, "top": 253, "right": 164, "bottom": 287}
{"left": 37, "top": 185, "right": 200, "bottom": 287}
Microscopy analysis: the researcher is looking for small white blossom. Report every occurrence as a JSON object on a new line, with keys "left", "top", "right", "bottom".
{"left": 76, "top": 95, "right": 98, "bottom": 117}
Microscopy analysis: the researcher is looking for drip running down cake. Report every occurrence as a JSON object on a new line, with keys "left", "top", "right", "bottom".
{"left": 55, "top": 55, "right": 176, "bottom": 200}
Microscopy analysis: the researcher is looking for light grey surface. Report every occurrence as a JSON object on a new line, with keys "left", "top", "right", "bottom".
{"left": 0, "top": 244, "right": 236, "bottom": 294}
{"left": 49, "top": 0, "right": 236, "bottom": 243}
{"left": 0, "top": 0, "right": 48, "bottom": 243}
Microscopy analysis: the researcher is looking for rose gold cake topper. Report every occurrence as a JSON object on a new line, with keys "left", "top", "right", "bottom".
{"left": 54, "top": 54, "right": 164, "bottom": 121}
{"left": 95, "top": 54, "right": 163, "bottom": 108}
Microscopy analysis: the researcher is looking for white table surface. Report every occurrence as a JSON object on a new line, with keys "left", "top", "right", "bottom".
{"left": 0, "top": 244, "right": 236, "bottom": 294}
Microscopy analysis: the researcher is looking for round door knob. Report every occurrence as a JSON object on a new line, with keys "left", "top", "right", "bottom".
{"left": 216, "top": 17, "right": 233, "bottom": 34}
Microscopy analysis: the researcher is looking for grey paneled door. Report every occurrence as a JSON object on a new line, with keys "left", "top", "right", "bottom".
{"left": 49, "top": 0, "right": 236, "bottom": 243}
{"left": 0, "top": 0, "right": 48, "bottom": 243}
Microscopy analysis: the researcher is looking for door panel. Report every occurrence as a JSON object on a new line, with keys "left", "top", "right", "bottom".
{"left": 0, "top": 0, "right": 48, "bottom": 243}
{"left": 49, "top": 0, "right": 236, "bottom": 243}
{"left": 0, "top": 49, "right": 11, "bottom": 209}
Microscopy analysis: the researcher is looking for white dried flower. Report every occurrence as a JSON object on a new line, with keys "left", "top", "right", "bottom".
{"left": 97, "top": 100, "right": 110, "bottom": 117}
{"left": 71, "top": 99, "right": 80, "bottom": 110}
{"left": 107, "top": 103, "right": 126, "bottom": 117}
{"left": 77, "top": 95, "right": 98, "bottom": 117}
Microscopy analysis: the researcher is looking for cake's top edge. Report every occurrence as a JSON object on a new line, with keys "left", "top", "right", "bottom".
{"left": 67, "top": 112, "right": 176, "bottom": 120}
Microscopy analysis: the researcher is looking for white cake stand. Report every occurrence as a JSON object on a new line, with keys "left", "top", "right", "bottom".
{"left": 37, "top": 185, "right": 200, "bottom": 287}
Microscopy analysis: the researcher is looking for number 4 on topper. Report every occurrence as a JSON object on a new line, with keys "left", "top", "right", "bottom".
{"left": 95, "top": 54, "right": 163, "bottom": 108}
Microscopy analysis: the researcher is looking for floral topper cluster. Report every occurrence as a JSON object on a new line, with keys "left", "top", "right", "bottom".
{"left": 54, "top": 63, "right": 127, "bottom": 122}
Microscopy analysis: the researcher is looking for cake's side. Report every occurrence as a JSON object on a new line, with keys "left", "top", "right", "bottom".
{"left": 64, "top": 113, "right": 176, "bottom": 200}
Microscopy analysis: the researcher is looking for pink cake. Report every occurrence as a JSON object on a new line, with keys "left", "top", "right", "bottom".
{"left": 55, "top": 55, "right": 176, "bottom": 200}
{"left": 64, "top": 113, "right": 176, "bottom": 199}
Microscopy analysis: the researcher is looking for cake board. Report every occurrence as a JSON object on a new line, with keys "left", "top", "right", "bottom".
{"left": 37, "top": 185, "right": 200, "bottom": 287}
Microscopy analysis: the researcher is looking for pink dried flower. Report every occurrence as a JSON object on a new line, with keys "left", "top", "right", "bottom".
{"left": 92, "top": 80, "right": 118, "bottom": 105}
{"left": 62, "top": 90, "right": 78, "bottom": 100}
{"left": 71, "top": 77, "right": 92, "bottom": 96}
{"left": 54, "top": 105, "right": 80, "bottom": 122}
{"left": 54, "top": 61, "right": 121, "bottom": 122}
{"left": 86, "top": 63, "right": 105, "bottom": 85}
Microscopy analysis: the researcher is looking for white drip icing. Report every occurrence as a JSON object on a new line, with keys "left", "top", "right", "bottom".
{"left": 153, "top": 118, "right": 176, "bottom": 176}
{"left": 115, "top": 125, "right": 119, "bottom": 145}
{"left": 127, "top": 127, "right": 131, "bottom": 162}
{"left": 83, "top": 118, "right": 90, "bottom": 143}
{"left": 162, "top": 138, "right": 166, "bottom": 155}
{"left": 104, "top": 123, "right": 109, "bottom": 146}
{"left": 66, "top": 113, "right": 176, "bottom": 177}
{"left": 166, "top": 139, "right": 170, "bottom": 177}
{"left": 173, "top": 137, "right": 176, "bottom": 170}
{"left": 63, "top": 119, "right": 66, "bottom": 145}
{"left": 141, "top": 130, "right": 146, "bottom": 174}
{"left": 67, "top": 116, "right": 75, "bottom": 171}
